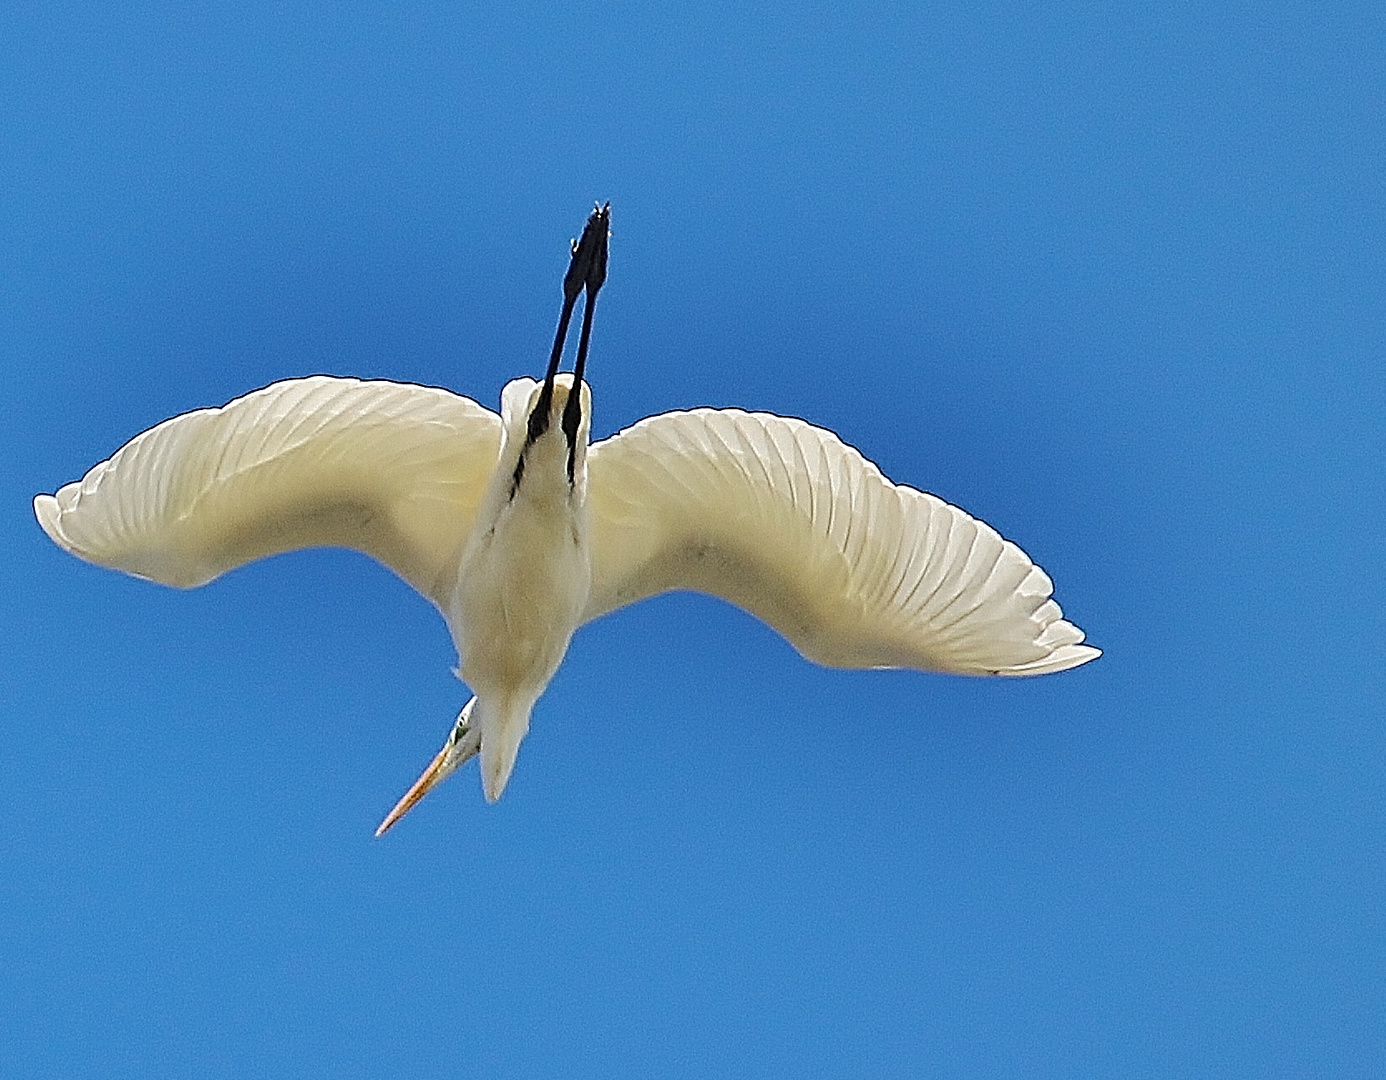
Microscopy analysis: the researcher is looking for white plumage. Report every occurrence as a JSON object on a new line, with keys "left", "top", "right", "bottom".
{"left": 33, "top": 371, "right": 1098, "bottom": 815}
{"left": 33, "top": 206, "right": 1097, "bottom": 828}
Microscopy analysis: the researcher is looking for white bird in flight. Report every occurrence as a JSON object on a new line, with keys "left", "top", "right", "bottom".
{"left": 33, "top": 204, "right": 1098, "bottom": 833}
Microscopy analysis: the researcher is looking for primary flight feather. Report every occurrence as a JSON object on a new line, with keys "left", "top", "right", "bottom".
{"left": 33, "top": 205, "right": 1098, "bottom": 830}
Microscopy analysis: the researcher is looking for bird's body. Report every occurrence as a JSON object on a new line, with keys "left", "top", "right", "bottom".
{"left": 33, "top": 206, "right": 1098, "bottom": 828}
{"left": 448, "top": 377, "right": 592, "bottom": 798}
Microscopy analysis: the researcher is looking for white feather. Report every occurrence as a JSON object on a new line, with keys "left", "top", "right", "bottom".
{"left": 586, "top": 409, "right": 1098, "bottom": 675}
{"left": 33, "top": 376, "right": 500, "bottom": 607}
{"left": 35, "top": 375, "right": 1098, "bottom": 808}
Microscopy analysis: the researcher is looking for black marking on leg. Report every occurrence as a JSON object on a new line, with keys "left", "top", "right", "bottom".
{"left": 528, "top": 204, "right": 610, "bottom": 451}
{"left": 562, "top": 204, "right": 609, "bottom": 483}
{"left": 528, "top": 292, "right": 576, "bottom": 447}
{"left": 563, "top": 288, "right": 597, "bottom": 485}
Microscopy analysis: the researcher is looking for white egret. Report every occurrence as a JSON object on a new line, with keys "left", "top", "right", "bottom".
{"left": 33, "top": 204, "right": 1098, "bottom": 832}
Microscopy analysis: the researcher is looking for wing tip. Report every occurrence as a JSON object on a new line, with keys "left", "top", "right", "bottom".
{"left": 997, "top": 641, "right": 1101, "bottom": 677}
{"left": 33, "top": 493, "right": 69, "bottom": 550}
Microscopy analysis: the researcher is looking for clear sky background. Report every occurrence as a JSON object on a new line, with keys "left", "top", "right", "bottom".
{"left": 3, "top": 2, "right": 1382, "bottom": 1077}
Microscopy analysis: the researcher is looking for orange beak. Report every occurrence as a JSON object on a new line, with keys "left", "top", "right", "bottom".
{"left": 376, "top": 700, "right": 481, "bottom": 836}
{"left": 375, "top": 744, "right": 455, "bottom": 837}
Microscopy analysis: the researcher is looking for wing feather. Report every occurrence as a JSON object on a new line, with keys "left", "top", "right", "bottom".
{"left": 34, "top": 376, "right": 501, "bottom": 607}
{"left": 585, "top": 409, "right": 1098, "bottom": 676}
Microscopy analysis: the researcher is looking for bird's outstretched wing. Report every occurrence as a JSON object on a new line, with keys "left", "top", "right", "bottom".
{"left": 585, "top": 409, "right": 1098, "bottom": 675}
{"left": 34, "top": 377, "right": 501, "bottom": 608}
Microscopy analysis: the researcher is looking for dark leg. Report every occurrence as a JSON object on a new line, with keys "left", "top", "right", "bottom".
{"left": 527, "top": 277, "right": 581, "bottom": 446}
{"left": 562, "top": 204, "right": 609, "bottom": 476}
{"left": 528, "top": 203, "right": 610, "bottom": 447}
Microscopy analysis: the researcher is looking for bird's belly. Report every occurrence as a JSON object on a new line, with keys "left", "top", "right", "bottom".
{"left": 450, "top": 501, "right": 590, "bottom": 696}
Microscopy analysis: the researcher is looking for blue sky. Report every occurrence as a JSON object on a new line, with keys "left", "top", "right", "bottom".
{"left": 3, "top": 2, "right": 1382, "bottom": 1076}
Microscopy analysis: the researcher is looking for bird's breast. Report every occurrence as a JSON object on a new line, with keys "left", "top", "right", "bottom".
{"left": 449, "top": 492, "right": 591, "bottom": 696}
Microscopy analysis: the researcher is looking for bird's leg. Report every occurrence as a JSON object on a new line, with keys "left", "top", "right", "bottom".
{"left": 528, "top": 283, "right": 580, "bottom": 447}
{"left": 528, "top": 203, "right": 610, "bottom": 447}
{"left": 374, "top": 698, "right": 482, "bottom": 836}
{"left": 561, "top": 290, "right": 598, "bottom": 486}
{"left": 562, "top": 204, "right": 609, "bottom": 480}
